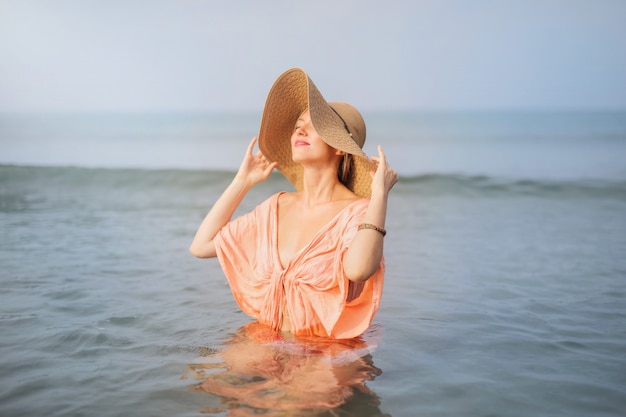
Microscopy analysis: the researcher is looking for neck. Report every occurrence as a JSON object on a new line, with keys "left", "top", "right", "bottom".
{"left": 300, "top": 165, "right": 344, "bottom": 206}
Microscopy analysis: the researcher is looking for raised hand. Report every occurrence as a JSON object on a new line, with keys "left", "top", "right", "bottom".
{"left": 370, "top": 145, "right": 398, "bottom": 197}
{"left": 190, "top": 137, "right": 277, "bottom": 258}
{"left": 235, "top": 137, "right": 278, "bottom": 187}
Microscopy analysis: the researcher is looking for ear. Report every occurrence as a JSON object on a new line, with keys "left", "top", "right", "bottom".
{"left": 335, "top": 149, "right": 346, "bottom": 156}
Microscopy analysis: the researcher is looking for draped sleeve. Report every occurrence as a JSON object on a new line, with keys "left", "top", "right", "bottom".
{"left": 213, "top": 195, "right": 276, "bottom": 320}
{"left": 213, "top": 192, "right": 384, "bottom": 339}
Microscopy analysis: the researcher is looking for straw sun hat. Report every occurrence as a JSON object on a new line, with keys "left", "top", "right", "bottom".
{"left": 258, "top": 68, "right": 376, "bottom": 198}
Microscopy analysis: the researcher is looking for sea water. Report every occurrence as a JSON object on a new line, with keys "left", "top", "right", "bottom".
{"left": 1, "top": 111, "right": 625, "bottom": 416}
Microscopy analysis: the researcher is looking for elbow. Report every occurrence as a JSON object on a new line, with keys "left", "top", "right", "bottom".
{"left": 344, "top": 265, "right": 377, "bottom": 283}
{"left": 347, "top": 274, "right": 371, "bottom": 283}
{"left": 343, "top": 252, "right": 382, "bottom": 283}
{"left": 189, "top": 241, "right": 216, "bottom": 258}
{"left": 343, "top": 245, "right": 383, "bottom": 283}
{"left": 189, "top": 244, "right": 202, "bottom": 258}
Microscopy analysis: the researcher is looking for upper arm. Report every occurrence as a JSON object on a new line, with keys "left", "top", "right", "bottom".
{"left": 189, "top": 240, "right": 217, "bottom": 258}
{"left": 341, "top": 230, "right": 383, "bottom": 283}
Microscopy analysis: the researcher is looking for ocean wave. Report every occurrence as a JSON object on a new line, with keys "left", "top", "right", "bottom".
{"left": 2, "top": 165, "right": 625, "bottom": 202}
{"left": 396, "top": 173, "right": 626, "bottom": 198}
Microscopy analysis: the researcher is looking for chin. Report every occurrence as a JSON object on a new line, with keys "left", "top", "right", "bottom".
{"left": 291, "top": 151, "right": 311, "bottom": 165}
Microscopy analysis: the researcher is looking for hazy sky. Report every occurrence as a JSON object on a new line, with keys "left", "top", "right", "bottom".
{"left": 1, "top": 0, "right": 625, "bottom": 113}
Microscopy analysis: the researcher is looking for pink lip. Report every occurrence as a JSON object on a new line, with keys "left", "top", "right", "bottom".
{"left": 294, "top": 140, "right": 310, "bottom": 147}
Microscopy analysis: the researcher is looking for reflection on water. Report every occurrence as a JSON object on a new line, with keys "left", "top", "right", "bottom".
{"left": 186, "top": 322, "right": 389, "bottom": 416}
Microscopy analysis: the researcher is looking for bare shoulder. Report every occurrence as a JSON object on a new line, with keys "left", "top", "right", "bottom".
{"left": 277, "top": 191, "right": 300, "bottom": 207}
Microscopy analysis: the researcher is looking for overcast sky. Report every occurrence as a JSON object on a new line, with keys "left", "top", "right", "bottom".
{"left": 1, "top": 0, "right": 625, "bottom": 113}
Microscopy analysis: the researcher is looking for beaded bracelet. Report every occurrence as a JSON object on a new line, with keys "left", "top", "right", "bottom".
{"left": 358, "top": 223, "right": 387, "bottom": 237}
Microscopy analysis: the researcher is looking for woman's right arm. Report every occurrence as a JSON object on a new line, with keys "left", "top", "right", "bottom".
{"left": 189, "top": 137, "right": 277, "bottom": 258}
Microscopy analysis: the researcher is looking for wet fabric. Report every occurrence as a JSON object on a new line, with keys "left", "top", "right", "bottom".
{"left": 189, "top": 322, "right": 384, "bottom": 412}
{"left": 214, "top": 192, "right": 384, "bottom": 338}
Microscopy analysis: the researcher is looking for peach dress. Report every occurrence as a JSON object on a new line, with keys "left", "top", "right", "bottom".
{"left": 214, "top": 192, "right": 384, "bottom": 339}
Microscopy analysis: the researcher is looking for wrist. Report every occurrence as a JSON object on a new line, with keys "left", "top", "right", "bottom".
{"left": 370, "top": 187, "right": 389, "bottom": 201}
{"left": 231, "top": 175, "right": 254, "bottom": 191}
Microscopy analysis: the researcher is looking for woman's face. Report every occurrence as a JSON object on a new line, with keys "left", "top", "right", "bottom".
{"left": 291, "top": 110, "right": 340, "bottom": 165}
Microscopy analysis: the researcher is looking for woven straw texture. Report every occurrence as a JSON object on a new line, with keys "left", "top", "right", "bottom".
{"left": 258, "top": 68, "right": 375, "bottom": 198}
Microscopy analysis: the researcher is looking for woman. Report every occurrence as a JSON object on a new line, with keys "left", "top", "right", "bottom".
{"left": 190, "top": 68, "right": 398, "bottom": 339}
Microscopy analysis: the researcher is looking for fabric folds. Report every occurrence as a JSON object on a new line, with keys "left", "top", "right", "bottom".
{"left": 214, "top": 192, "right": 384, "bottom": 339}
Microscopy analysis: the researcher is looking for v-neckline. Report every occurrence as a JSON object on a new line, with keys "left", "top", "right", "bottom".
{"left": 273, "top": 192, "right": 365, "bottom": 271}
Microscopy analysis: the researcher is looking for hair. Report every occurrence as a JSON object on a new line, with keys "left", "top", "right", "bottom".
{"left": 337, "top": 153, "right": 355, "bottom": 189}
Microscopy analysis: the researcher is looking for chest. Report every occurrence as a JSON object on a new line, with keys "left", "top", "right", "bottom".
{"left": 276, "top": 203, "right": 347, "bottom": 268}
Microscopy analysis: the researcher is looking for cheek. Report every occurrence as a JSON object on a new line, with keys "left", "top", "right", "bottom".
{"left": 318, "top": 139, "right": 337, "bottom": 157}
{"left": 310, "top": 134, "right": 329, "bottom": 150}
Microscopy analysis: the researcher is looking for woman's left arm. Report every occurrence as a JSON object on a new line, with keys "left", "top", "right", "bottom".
{"left": 343, "top": 145, "right": 398, "bottom": 282}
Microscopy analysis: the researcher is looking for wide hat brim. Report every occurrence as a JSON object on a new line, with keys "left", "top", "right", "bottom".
{"left": 258, "top": 68, "right": 375, "bottom": 198}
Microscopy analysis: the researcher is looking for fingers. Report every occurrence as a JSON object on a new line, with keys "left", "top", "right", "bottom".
{"left": 370, "top": 145, "right": 386, "bottom": 165}
{"left": 247, "top": 137, "right": 274, "bottom": 167}
{"left": 255, "top": 149, "right": 276, "bottom": 176}
{"left": 264, "top": 161, "right": 278, "bottom": 176}
{"left": 246, "top": 137, "right": 258, "bottom": 155}
{"left": 369, "top": 145, "right": 398, "bottom": 189}
{"left": 377, "top": 145, "right": 387, "bottom": 165}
